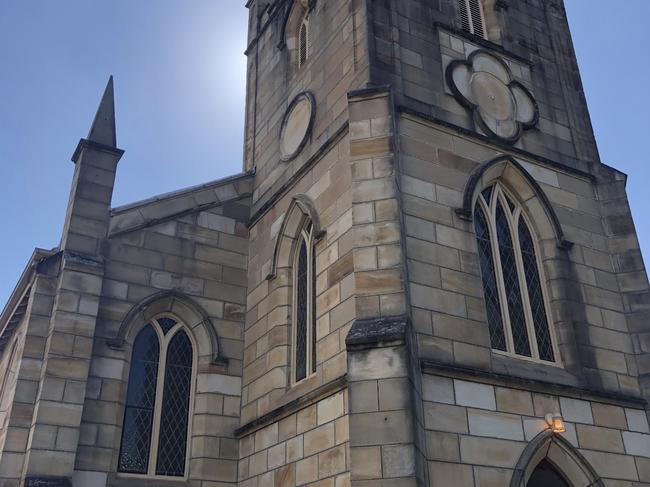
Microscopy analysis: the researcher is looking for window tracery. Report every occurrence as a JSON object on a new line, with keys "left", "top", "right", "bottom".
{"left": 474, "top": 182, "right": 558, "bottom": 363}
{"left": 293, "top": 220, "right": 316, "bottom": 383}
{"left": 118, "top": 317, "right": 194, "bottom": 478}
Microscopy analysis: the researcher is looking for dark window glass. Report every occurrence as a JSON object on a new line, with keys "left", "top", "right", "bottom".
{"left": 156, "top": 330, "right": 193, "bottom": 477}
{"left": 299, "top": 23, "right": 308, "bottom": 66}
{"left": 311, "top": 240, "right": 317, "bottom": 374}
{"left": 518, "top": 218, "right": 555, "bottom": 362}
{"left": 118, "top": 325, "right": 160, "bottom": 474}
{"left": 474, "top": 206, "right": 507, "bottom": 351}
{"left": 495, "top": 202, "right": 531, "bottom": 357}
{"left": 481, "top": 186, "right": 493, "bottom": 204}
{"left": 527, "top": 460, "right": 570, "bottom": 487}
{"left": 295, "top": 239, "right": 308, "bottom": 381}
{"left": 158, "top": 317, "right": 177, "bottom": 335}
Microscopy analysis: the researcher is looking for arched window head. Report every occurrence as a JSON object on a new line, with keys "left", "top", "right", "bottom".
{"left": 118, "top": 317, "right": 194, "bottom": 478}
{"left": 293, "top": 220, "right": 317, "bottom": 383}
{"left": 459, "top": 0, "right": 487, "bottom": 39}
{"left": 474, "top": 182, "right": 558, "bottom": 363}
{"left": 298, "top": 16, "right": 310, "bottom": 68}
{"left": 527, "top": 460, "right": 571, "bottom": 487}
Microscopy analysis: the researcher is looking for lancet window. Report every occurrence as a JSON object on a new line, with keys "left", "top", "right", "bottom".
{"left": 293, "top": 220, "right": 317, "bottom": 383}
{"left": 474, "top": 183, "right": 557, "bottom": 363}
{"left": 118, "top": 317, "right": 194, "bottom": 478}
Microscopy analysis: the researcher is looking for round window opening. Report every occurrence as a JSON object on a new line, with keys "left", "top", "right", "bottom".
{"left": 280, "top": 92, "right": 315, "bottom": 161}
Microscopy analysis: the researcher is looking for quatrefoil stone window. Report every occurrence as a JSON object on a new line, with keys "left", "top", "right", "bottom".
{"left": 446, "top": 50, "right": 538, "bottom": 143}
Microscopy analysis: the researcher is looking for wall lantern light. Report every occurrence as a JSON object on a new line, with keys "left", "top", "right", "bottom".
{"left": 545, "top": 413, "right": 566, "bottom": 433}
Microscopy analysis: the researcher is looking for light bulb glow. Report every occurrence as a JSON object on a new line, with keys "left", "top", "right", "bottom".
{"left": 545, "top": 413, "right": 565, "bottom": 433}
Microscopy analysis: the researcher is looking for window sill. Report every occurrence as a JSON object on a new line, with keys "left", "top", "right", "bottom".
{"left": 108, "top": 473, "right": 189, "bottom": 487}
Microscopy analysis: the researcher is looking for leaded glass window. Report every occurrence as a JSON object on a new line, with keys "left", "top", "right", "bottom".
{"left": 118, "top": 317, "right": 194, "bottom": 478}
{"left": 473, "top": 183, "right": 558, "bottom": 363}
{"left": 298, "top": 17, "right": 309, "bottom": 68}
{"left": 293, "top": 221, "right": 317, "bottom": 383}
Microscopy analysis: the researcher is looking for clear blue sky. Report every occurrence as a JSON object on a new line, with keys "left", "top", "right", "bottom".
{"left": 0, "top": 1, "right": 648, "bottom": 307}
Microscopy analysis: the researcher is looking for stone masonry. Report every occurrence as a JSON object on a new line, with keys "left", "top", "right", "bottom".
{"left": 0, "top": 0, "right": 648, "bottom": 486}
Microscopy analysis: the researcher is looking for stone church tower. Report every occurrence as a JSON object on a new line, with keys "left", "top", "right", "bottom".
{"left": 0, "top": 1, "right": 649, "bottom": 486}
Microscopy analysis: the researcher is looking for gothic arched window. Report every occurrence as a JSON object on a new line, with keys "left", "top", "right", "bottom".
{"left": 118, "top": 317, "right": 194, "bottom": 478}
{"left": 298, "top": 16, "right": 310, "bottom": 68}
{"left": 293, "top": 220, "right": 317, "bottom": 383}
{"left": 527, "top": 459, "right": 571, "bottom": 487}
{"left": 474, "top": 183, "right": 558, "bottom": 363}
{"left": 459, "top": 0, "right": 487, "bottom": 39}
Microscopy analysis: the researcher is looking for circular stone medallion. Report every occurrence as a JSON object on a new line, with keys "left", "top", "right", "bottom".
{"left": 280, "top": 92, "right": 315, "bottom": 161}
{"left": 470, "top": 71, "right": 516, "bottom": 122}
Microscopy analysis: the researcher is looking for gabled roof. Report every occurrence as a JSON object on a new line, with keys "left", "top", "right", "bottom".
{"left": 0, "top": 248, "right": 57, "bottom": 354}
{"left": 109, "top": 170, "right": 254, "bottom": 237}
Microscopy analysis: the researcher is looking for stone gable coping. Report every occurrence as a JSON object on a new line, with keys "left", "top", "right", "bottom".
{"left": 108, "top": 171, "right": 253, "bottom": 237}
{"left": 0, "top": 247, "right": 57, "bottom": 353}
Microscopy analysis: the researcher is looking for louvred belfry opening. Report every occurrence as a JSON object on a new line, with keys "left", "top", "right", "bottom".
{"left": 459, "top": 0, "right": 487, "bottom": 39}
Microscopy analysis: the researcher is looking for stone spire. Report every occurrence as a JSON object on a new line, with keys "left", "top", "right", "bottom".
{"left": 87, "top": 75, "right": 117, "bottom": 147}
{"left": 63, "top": 77, "right": 124, "bottom": 254}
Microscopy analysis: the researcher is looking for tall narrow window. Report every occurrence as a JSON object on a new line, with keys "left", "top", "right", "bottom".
{"left": 118, "top": 318, "right": 194, "bottom": 478}
{"left": 293, "top": 221, "right": 317, "bottom": 383}
{"left": 473, "top": 183, "right": 558, "bottom": 363}
{"left": 459, "top": 0, "right": 487, "bottom": 39}
{"left": 298, "top": 17, "right": 309, "bottom": 68}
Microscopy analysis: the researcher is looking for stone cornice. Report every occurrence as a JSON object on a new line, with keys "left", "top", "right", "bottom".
{"left": 421, "top": 360, "right": 647, "bottom": 409}
{"left": 235, "top": 375, "right": 347, "bottom": 438}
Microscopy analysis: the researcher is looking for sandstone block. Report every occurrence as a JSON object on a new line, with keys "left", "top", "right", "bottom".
{"left": 468, "top": 409, "right": 524, "bottom": 441}
{"left": 454, "top": 380, "right": 496, "bottom": 411}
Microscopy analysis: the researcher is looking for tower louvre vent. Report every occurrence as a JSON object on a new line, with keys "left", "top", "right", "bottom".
{"left": 459, "top": 0, "right": 487, "bottom": 39}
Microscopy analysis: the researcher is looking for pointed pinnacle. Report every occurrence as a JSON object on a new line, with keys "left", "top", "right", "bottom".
{"left": 87, "top": 76, "right": 117, "bottom": 147}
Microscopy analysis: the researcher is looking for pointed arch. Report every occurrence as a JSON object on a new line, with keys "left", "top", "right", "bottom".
{"left": 107, "top": 290, "right": 224, "bottom": 365}
{"left": 267, "top": 194, "right": 325, "bottom": 280}
{"left": 118, "top": 316, "right": 197, "bottom": 478}
{"left": 457, "top": 155, "right": 573, "bottom": 250}
{"left": 278, "top": 0, "right": 316, "bottom": 50}
{"left": 510, "top": 430, "right": 603, "bottom": 487}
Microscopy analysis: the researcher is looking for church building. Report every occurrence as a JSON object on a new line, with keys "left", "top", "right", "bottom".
{"left": 1, "top": 0, "right": 649, "bottom": 485}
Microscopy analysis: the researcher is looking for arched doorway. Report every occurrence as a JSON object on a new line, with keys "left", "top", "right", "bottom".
{"left": 527, "top": 459, "right": 570, "bottom": 487}
{"left": 510, "top": 431, "right": 603, "bottom": 487}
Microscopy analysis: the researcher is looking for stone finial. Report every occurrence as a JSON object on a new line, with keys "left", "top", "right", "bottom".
{"left": 87, "top": 76, "right": 117, "bottom": 147}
